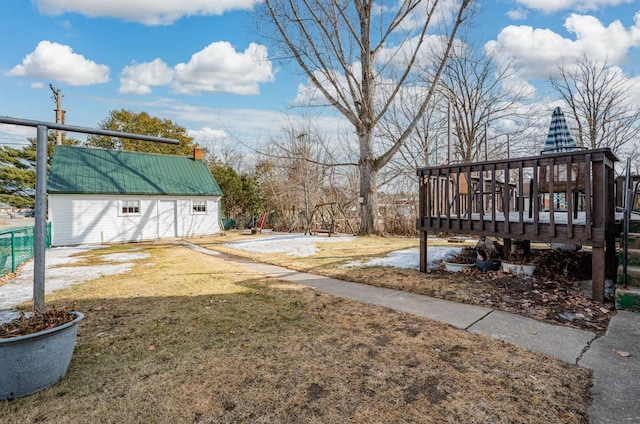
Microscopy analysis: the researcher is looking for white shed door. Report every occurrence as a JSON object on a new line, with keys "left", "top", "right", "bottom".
{"left": 158, "top": 200, "right": 177, "bottom": 238}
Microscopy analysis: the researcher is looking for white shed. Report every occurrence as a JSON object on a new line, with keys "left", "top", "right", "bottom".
{"left": 47, "top": 146, "right": 223, "bottom": 246}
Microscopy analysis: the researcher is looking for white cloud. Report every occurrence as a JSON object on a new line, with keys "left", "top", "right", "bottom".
{"left": 34, "top": 0, "right": 259, "bottom": 25}
{"left": 506, "top": 9, "right": 528, "bottom": 20}
{"left": 31, "top": 82, "right": 44, "bottom": 89}
{"left": 103, "top": 98, "right": 350, "bottom": 157}
{"left": 188, "top": 127, "right": 231, "bottom": 161}
{"left": 172, "top": 42, "right": 275, "bottom": 95}
{"left": 119, "top": 59, "right": 174, "bottom": 94}
{"left": 628, "top": 74, "right": 640, "bottom": 106}
{"left": 290, "top": 33, "right": 449, "bottom": 108}
{"left": 0, "top": 124, "right": 35, "bottom": 147}
{"left": 377, "top": 33, "right": 452, "bottom": 71}
{"left": 189, "top": 127, "right": 228, "bottom": 143}
{"left": 397, "top": 0, "right": 460, "bottom": 31}
{"left": 4, "top": 41, "right": 110, "bottom": 86}
{"left": 485, "top": 13, "right": 640, "bottom": 81}
{"left": 292, "top": 70, "right": 348, "bottom": 107}
{"left": 168, "top": 103, "right": 294, "bottom": 139}
{"left": 117, "top": 42, "right": 275, "bottom": 96}
{"left": 513, "top": 0, "right": 634, "bottom": 13}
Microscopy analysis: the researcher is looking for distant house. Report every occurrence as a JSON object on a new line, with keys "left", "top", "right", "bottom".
{"left": 0, "top": 202, "right": 15, "bottom": 215}
{"left": 47, "top": 146, "right": 223, "bottom": 246}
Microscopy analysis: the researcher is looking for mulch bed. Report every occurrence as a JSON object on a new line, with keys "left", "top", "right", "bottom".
{"left": 440, "top": 246, "right": 613, "bottom": 334}
{"left": 0, "top": 304, "right": 77, "bottom": 338}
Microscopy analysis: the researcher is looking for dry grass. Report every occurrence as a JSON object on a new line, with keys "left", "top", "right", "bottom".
{"left": 0, "top": 240, "right": 590, "bottom": 423}
{"left": 195, "top": 231, "right": 419, "bottom": 271}
{"left": 196, "top": 232, "right": 612, "bottom": 333}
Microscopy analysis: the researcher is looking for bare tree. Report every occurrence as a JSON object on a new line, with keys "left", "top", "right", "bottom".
{"left": 551, "top": 57, "right": 640, "bottom": 156}
{"left": 380, "top": 37, "right": 531, "bottom": 198}
{"left": 377, "top": 88, "right": 444, "bottom": 194}
{"left": 438, "top": 38, "right": 530, "bottom": 163}
{"left": 258, "top": 0, "right": 473, "bottom": 234}
{"left": 256, "top": 124, "right": 354, "bottom": 231}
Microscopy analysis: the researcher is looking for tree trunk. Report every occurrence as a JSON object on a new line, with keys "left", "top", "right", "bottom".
{"left": 359, "top": 157, "right": 380, "bottom": 235}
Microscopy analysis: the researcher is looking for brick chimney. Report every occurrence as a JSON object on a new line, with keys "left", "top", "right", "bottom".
{"left": 193, "top": 148, "right": 204, "bottom": 160}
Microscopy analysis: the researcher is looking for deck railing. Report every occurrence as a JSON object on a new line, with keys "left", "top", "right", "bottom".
{"left": 416, "top": 148, "right": 618, "bottom": 246}
{"left": 416, "top": 148, "right": 620, "bottom": 302}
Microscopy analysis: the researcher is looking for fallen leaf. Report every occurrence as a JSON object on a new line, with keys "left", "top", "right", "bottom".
{"left": 527, "top": 330, "right": 538, "bottom": 335}
{"left": 613, "top": 350, "right": 631, "bottom": 357}
{"left": 149, "top": 345, "right": 156, "bottom": 350}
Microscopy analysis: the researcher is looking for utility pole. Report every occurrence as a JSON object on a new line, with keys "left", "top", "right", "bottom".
{"left": 447, "top": 100, "right": 451, "bottom": 164}
{"left": 49, "top": 84, "right": 64, "bottom": 145}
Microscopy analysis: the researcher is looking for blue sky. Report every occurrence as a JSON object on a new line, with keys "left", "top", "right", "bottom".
{"left": 0, "top": 0, "right": 639, "bottom": 158}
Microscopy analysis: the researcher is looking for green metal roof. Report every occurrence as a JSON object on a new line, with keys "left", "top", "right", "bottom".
{"left": 47, "top": 146, "right": 223, "bottom": 196}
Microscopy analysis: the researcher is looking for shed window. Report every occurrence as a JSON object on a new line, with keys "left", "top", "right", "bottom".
{"left": 121, "top": 200, "right": 140, "bottom": 215}
{"left": 192, "top": 200, "right": 207, "bottom": 214}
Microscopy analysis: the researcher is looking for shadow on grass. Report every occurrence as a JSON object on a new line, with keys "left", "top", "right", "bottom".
{"left": 1, "top": 279, "right": 590, "bottom": 424}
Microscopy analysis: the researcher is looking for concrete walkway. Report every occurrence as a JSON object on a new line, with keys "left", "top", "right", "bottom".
{"left": 185, "top": 243, "right": 640, "bottom": 424}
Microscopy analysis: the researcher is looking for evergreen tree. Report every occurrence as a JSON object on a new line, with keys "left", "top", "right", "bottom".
{"left": 0, "top": 133, "right": 79, "bottom": 208}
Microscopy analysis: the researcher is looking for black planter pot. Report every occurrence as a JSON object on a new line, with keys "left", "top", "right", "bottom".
{"left": 475, "top": 259, "right": 501, "bottom": 272}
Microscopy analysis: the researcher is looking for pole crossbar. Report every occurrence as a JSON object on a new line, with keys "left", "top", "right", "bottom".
{"left": 0, "top": 116, "right": 180, "bottom": 144}
{"left": 0, "top": 115, "right": 180, "bottom": 311}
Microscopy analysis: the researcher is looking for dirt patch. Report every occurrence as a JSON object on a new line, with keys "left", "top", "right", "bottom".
{"left": 424, "top": 267, "right": 612, "bottom": 333}
{"left": 427, "top": 245, "right": 612, "bottom": 333}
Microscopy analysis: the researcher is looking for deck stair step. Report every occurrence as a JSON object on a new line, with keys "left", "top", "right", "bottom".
{"left": 625, "top": 232, "right": 640, "bottom": 249}
{"left": 618, "top": 265, "right": 640, "bottom": 287}
{"left": 615, "top": 285, "right": 640, "bottom": 312}
{"left": 628, "top": 220, "right": 640, "bottom": 234}
{"left": 619, "top": 249, "right": 640, "bottom": 266}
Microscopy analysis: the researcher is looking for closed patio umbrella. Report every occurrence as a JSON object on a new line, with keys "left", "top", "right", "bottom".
{"left": 542, "top": 107, "right": 578, "bottom": 153}
{"left": 539, "top": 107, "right": 583, "bottom": 250}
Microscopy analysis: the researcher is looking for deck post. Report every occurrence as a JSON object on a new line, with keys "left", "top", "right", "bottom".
{"left": 591, "top": 157, "right": 606, "bottom": 302}
{"left": 420, "top": 230, "right": 427, "bottom": 272}
{"left": 503, "top": 238, "right": 512, "bottom": 259}
{"left": 592, "top": 247, "right": 605, "bottom": 302}
{"left": 605, "top": 164, "right": 618, "bottom": 283}
{"left": 418, "top": 169, "right": 427, "bottom": 273}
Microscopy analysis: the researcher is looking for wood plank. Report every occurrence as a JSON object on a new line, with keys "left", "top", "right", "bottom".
{"left": 419, "top": 230, "right": 427, "bottom": 273}
{"left": 592, "top": 246, "right": 605, "bottom": 303}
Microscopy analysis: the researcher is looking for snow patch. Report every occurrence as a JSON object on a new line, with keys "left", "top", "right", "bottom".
{"left": 225, "top": 234, "right": 356, "bottom": 257}
{"left": 341, "top": 247, "right": 461, "bottom": 270}
{"left": 0, "top": 245, "right": 152, "bottom": 318}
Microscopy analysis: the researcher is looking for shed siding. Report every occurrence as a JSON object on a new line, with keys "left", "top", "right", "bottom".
{"left": 49, "top": 194, "right": 221, "bottom": 246}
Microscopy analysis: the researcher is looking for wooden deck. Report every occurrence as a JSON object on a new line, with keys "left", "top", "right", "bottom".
{"left": 416, "top": 148, "right": 620, "bottom": 302}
